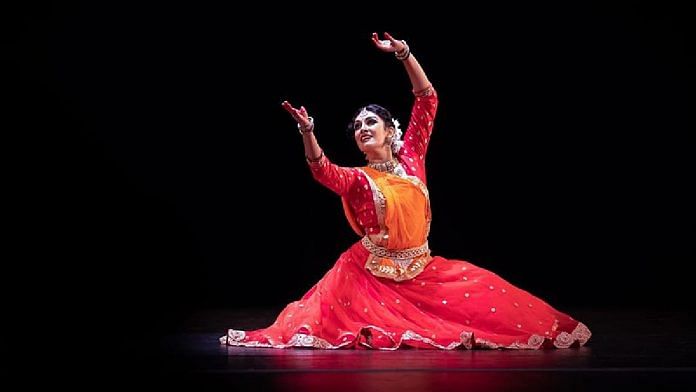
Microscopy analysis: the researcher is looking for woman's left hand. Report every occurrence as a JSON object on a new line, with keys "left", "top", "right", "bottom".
{"left": 371, "top": 32, "right": 406, "bottom": 53}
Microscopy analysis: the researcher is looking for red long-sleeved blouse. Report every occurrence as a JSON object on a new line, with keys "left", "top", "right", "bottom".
{"left": 307, "top": 88, "right": 438, "bottom": 237}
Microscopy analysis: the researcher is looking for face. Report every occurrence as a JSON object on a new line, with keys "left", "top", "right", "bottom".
{"left": 353, "top": 110, "right": 394, "bottom": 153}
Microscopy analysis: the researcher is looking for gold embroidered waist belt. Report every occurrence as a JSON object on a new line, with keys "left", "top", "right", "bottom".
{"left": 360, "top": 236, "right": 430, "bottom": 259}
{"left": 361, "top": 236, "right": 432, "bottom": 282}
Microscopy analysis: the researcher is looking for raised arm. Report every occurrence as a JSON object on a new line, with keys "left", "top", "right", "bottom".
{"left": 373, "top": 33, "right": 438, "bottom": 169}
{"left": 282, "top": 100, "right": 357, "bottom": 195}
{"left": 282, "top": 101, "right": 322, "bottom": 161}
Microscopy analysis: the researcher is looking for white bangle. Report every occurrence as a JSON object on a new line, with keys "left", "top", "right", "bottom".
{"left": 297, "top": 116, "right": 314, "bottom": 135}
{"left": 395, "top": 40, "right": 410, "bottom": 60}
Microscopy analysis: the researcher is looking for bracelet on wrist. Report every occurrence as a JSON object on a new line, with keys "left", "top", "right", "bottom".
{"left": 395, "top": 40, "right": 410, "bottom": 61}
{"left": 297, "top": 116, "right": 315, "bottom": 135}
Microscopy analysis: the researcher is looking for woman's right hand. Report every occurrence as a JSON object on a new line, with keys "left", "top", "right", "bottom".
{"left": 282, "top": 100, "right": 314, "bottom": 133}
{"left": 371, "top": 32, "right": 407, "bottom": 54}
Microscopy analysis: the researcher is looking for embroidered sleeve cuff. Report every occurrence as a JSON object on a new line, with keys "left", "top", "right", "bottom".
{"left": 307, "top": 151, "right": 327, "bottom": 168}
{"left": 413, "top": 85, "right": 435, "bottom": 97}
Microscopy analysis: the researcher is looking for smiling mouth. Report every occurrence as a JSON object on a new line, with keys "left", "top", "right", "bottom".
{"left": 360, "top": 135, "right": 372, "bottom": 142}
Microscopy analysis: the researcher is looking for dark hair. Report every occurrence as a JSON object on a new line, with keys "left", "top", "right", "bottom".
{"left": 346, "top": 104, "right": 395, "bottom": 137}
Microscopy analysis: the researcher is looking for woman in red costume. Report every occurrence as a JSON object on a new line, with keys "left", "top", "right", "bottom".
{"left": 221, "top": 33, "right": 591, "bottom": 350}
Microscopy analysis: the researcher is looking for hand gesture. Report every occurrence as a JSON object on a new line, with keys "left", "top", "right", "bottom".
{"left": 371, "top": 32, "right": 407, "bottom": 54}
{"left": 282, "top": 100, "right": 314, "bottom": 133}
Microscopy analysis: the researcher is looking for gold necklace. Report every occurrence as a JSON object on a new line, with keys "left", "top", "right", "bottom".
{"left": 367, "top": 158, "right": 399, "bottom": 173}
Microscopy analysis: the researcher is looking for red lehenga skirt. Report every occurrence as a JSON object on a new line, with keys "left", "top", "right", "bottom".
{"left": 220, "top": 241, "right": 591, "bottom": 350}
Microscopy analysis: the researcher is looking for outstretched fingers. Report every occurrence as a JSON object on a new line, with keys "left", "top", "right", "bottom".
{"left": 371, "top": 32, "right": 400, "bottom": 53}
{"left": 282, "top": 100, "right": 312, "bottom": 130}
{"left": 371, "top": 32, "right": 381, "bottom": 46}
{"left": 282, "top": 100, "right": 302, "bottom": 121}
{"left": 371, "top": 32, "right": 390, "bottom": 51}
{"left": 282, "top": 100, "right": 296, "bottom": 115}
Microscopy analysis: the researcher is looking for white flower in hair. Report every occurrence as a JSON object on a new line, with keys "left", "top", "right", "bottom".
{"left": 391, "top": 118, "right": 404, "bottom": 154}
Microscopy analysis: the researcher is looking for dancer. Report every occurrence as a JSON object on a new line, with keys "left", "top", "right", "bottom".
{"left": 221, "top": 32, "right": 591, "bottom": 349}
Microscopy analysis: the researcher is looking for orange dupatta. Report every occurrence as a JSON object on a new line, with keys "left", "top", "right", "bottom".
{"left": 342, "top": 167, "right": 432, "bottom": 281}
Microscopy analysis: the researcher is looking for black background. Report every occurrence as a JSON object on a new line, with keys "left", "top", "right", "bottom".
{"left": 12, "top": 1, "right": 693, "bottom": 352}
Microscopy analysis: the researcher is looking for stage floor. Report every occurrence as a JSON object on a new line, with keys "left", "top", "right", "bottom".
{"left": 108, "top": 308, "right": 696, "bottom": 391}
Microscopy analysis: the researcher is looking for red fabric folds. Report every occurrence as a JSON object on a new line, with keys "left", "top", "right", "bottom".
{"left": 221, "top": 242, "right": 591, "bottom": 350}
